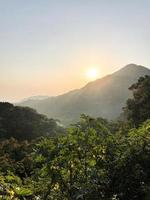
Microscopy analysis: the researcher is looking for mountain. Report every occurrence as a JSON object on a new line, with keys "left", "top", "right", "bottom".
{"left": 18, "top": 64, "right": 150, "bottom": 125}
{"left": 20, "top": 95, "right": 50, "bottom": 102}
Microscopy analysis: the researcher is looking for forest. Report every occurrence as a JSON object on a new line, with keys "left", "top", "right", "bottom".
{"left": 0, "top": 75, "right": 150, "bottom": 200}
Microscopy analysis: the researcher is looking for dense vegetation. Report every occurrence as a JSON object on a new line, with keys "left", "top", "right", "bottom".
{"left": 0, "top": 75, "right": 150, "bottom": 199}
{"left": 0, "top": 103, "right": 63, "bottom": 140}
{"left": 124, "top": 75, "right": 150, "bottom": 127}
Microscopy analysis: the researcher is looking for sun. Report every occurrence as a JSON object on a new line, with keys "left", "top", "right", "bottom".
{"left": 86, "top": 68, "right": 98, "bottom": 80}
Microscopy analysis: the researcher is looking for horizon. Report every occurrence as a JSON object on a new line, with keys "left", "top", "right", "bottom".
{"left": 1, "top": 1, "right": 150, "bottom": 102}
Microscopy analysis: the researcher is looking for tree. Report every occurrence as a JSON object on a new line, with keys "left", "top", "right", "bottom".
{"left": 110, "top": 120, "right": 150, "bottom": 200}
{"left": 32, "top": 115, "right": 112, "bottom": 199}
{"left": 123, "top": 75, "right": 150, "bottom": 127}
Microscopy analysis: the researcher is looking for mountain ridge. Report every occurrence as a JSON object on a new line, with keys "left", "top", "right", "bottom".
{"left": 18, "top": 64, "right": 150, "bottom": 124}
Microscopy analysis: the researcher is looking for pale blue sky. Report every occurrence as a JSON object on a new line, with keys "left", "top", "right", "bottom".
{"left": 0, "top": 0, "right": 150, "bottom": 101}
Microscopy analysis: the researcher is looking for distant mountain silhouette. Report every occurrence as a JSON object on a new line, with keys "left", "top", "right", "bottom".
{"left": 23, "top": 95, "right": 50, "bottom": 100}
{"left": 18, "top": 64, "right": 150, "bottom": 125}
{"left": 19, "top": 95, "right": 49, "bottom": 103}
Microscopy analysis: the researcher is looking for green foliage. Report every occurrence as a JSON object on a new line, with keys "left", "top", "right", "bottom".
{"left": 110, "top": 120, "right": 150, "bottom": 200}
{"left": 0, "top": 116, "right": 150, "bottom": 199}
{"left": 0, "top": 171, "right": 34, "bottom": 199}
{"left": 30, "top": 116, "right": 150, "bottom": 200}
{"left": 32, "top": 115, "right": 110, "bottom": 199}
{"left": 0, "top": 102, "right": 64, "bottom": 140}
{"left": 123, "top": 75, "right": 150, "bottom": 127}
{"left": 0, "top": 138, "right": 34, "bottom": 178}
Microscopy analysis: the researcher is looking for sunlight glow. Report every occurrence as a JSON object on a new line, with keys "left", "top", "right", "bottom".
{"left": 86, "top": 68, "right": 98, "bottom": 80}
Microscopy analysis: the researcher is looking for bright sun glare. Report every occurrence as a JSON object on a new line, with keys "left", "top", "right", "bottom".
{"left": 86, "top": 68, "right": 98, "bottom": 80}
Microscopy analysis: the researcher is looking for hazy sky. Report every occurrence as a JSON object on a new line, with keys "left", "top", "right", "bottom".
{"left": 1, "top": 0, "right": 150, "bottom": 102}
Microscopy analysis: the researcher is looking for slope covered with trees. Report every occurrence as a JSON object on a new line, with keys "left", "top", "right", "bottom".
{"left": 0, "top": 102, "right": 63, "bottom": 140}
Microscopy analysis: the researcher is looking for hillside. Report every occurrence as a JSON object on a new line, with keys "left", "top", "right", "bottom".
{"left": 18, "top": 64, "right": 150, "bottom": 125}
{"left": 0, "top": 102, "right": 62, "bottom": 140}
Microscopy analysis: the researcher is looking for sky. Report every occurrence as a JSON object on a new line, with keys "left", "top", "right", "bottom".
{"left": 0, "top": 0, "right": 150, "bottom": 102}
